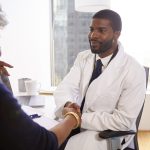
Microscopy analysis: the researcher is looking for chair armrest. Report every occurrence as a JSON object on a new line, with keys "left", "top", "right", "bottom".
{"left": 99, "top": 130, "right": 136, "bottom": 139}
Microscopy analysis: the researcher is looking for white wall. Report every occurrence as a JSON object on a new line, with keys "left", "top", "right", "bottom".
{"left": 111, "top": 0, "right": 150, "bottom": 67}
{"left": 0, "top": 0, "right": 51, "bottom": 92}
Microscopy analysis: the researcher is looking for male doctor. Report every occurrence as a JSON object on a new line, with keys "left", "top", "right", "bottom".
{"left": 54, "top": 9, "right": 146, "bottom": 150}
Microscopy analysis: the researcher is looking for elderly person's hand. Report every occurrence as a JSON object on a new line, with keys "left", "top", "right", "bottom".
{"left": 0, "top": 61, "right": 13, "bottom": 76}
{"left": 62, "top": 104, "right": 81, "bottom": 129}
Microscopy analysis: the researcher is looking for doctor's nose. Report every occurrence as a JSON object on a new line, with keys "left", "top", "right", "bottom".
{"left": 89, "top": 31, "right": 99, "bottom": 40}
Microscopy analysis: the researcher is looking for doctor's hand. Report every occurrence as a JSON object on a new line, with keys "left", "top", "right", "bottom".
{"left": 64, "top": 101, "right": 80, "bottom": 110}
{"left": 0, "top": 60, "right": 13, "bottom": 76}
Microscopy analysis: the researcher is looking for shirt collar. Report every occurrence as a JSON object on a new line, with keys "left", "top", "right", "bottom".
{"left": 96, "top": 54, "right": 113, "bottom": 68}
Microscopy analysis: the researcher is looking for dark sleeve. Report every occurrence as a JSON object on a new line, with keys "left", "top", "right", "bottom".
{"left": 0, "top": 83, "right": 58, "bottom": 150}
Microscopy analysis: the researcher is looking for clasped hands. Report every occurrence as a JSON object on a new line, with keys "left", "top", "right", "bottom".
{"left": 62, "top": 102, "right": 81, "bottom": 129}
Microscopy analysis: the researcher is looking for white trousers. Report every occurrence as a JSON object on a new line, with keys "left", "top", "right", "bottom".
{"left": 65, "top": 130, "right": 108, "bottom": 150}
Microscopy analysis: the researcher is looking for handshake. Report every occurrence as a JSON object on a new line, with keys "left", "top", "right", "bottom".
{"left": 62, "top": 102, "right": 81, "bottom": 129}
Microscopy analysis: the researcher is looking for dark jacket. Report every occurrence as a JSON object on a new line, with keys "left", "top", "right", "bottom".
{"left": 0, "top": 83, "right": 58, "bottom": 150}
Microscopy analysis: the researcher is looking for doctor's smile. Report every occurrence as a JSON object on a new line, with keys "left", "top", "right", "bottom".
{"left": 90, "top": 41, "right": 101, "bottom": 48}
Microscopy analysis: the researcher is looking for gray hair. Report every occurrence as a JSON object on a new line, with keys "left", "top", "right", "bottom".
{"left": 0, "top": 4, "right": 8, "bottom": 29}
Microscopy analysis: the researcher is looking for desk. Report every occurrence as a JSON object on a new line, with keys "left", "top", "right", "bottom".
{"left": 14, "top": 92, "right": 59, "bottom": 129}
{"left": 15, "top": 93, "right": 56, "bottom": 120}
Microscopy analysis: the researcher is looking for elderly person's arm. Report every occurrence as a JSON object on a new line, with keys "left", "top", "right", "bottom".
{"left": 0, "top": 83, "right": 81, "bottom": 150}
{"left": 50, "top": 107, "right": 81, "bottom": 146}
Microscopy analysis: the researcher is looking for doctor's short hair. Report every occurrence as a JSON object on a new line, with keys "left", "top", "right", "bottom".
{"left": 0, "top": 4, "right": 8, "bottom": 29}
{"left": 93, "top": 9, "right": 122, "bottom": 32}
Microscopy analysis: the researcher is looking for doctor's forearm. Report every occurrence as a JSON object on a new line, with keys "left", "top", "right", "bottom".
{"left": 81, "top": 111, "right": 134, "bottom": 131}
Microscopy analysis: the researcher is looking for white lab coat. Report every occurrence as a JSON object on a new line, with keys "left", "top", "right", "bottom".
{"left": 54, "top": 42, "right": 146, "bottom": 150}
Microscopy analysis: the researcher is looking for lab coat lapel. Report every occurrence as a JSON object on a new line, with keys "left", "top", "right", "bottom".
{"left": 80, "top": 54, "right": 95, "bottom": 101}
{"left": 85, "top": 44, "right": 126, "bottom": 106}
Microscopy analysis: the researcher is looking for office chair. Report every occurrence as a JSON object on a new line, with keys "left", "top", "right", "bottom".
{"left": 99, "top": 66, "right": 149, "bottom": 150}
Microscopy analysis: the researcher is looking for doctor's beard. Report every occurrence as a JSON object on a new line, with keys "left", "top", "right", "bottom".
{"left": 89, "top": 38, "right": 113, "bottom": 54}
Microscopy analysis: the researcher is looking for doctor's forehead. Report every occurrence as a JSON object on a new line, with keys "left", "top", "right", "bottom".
{"left": 90, "top": 18, "right": 112, "bottom": 28}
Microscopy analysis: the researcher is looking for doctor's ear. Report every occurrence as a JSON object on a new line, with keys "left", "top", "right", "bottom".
{"left": 114, "top": 31, "right": 121, "bottom": 40}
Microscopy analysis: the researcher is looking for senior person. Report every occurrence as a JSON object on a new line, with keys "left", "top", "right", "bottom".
{"left": 0, "top": 4, "right": 81, "bottom": 150}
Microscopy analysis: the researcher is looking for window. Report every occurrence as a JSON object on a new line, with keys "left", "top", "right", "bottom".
{"left": 52, "top": 0, "right": 93, "bottom": 85}
{"left": 51, "top": 0, "right": 150, "bottom": 89}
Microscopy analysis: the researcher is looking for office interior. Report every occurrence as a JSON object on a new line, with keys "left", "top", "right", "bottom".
{"left": 0, "top": 0, "right": 150, "bottom": 149}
